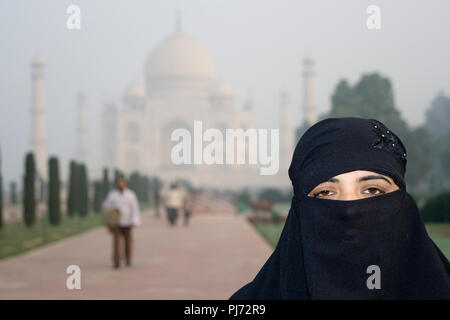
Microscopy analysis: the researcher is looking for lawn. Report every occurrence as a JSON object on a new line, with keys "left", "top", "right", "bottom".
{"left": 426, "top": 224, "right": 450, "bottom": 259}
{"left": 0, "top": 212, "right": 104, "bottom": 260}
{"left": 255, "top": 222, "right": 450, "bottom": 259}
{"left": 0, "top": 202, "right": 153, "bottom": 261}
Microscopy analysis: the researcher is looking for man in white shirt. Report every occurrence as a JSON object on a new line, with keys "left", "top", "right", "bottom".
{"left": 103, "top": 176, "right": 140, "bottom": 269}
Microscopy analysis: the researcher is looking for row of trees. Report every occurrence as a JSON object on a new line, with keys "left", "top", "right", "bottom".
{"left": 21, "top": 153, "right": 73, "bottom": 227}
{"left": 421, "top": 192, "right": 450, "bottom": 223}
{"left": 0, "top": 150, "right": 159, "bottom": 229}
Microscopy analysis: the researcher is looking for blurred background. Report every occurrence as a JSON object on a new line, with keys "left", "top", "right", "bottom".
{"left": 0, "top": 0, "right": 449, "bottom": 299}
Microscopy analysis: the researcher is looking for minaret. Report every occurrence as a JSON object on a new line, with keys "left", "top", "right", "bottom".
{"left": 76, "top": 91, "right": 88, "bottom": 164}
{"left": 280, "top": 89, "right": 293, "bottom": 171}
{"left": 31, "top": 56, "right": 48, "bottom": 181}
{"left": 302, "top": 54, "right": 317, "bottom": 125}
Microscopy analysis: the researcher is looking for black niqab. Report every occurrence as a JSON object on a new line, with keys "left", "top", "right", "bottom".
{"left": 230, "top": 117, "right": 450, "bottom": 299}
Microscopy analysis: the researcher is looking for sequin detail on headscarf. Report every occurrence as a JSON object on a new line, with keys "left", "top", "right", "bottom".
{"left": 370, "top": 120, "right": 407, "bottom": 163}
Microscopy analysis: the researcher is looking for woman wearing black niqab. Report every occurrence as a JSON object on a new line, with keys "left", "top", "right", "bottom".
{"left": 230, "top": 117, "right": 450, "bottom": 299}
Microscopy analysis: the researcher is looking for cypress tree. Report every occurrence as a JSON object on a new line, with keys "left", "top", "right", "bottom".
{"left": 113, "top": 169, "right": 120, "bottom": 188}
{"left": 137, "top": 173, "right": 145, "bottom": 202}
{"left": 128, "top": 172, "right": 133, "bottom": 193}
{"left": 93, "top": 181, "right": 103, "bottom": 213}
{"left": 10, "top": 181, "right": 18, "bottom": 205}
{"left": 48, "top": 157, "right": 61, "bottom": 225}
{"left": 139, "top": 176, "right": 145, "bottom": 203}
{"left": 78, "top": 164, "right": 89, "bottom": 217}
{"left": 67, "top": 160, "right": 78, "bottom": 217}
{"left": 153, "top": 177, "right": 162, "bottom": 194}
{"left": 129, "top": 172, "right": 139, "bottom": 199}
{"left": 141, "top": 176, "right": 149, "bottom": 204}
{"left": 23, "top": 152, "right": 36, "bottom": 227}
{"left": 102, "top": 168, "right": 109, "bottom": 200}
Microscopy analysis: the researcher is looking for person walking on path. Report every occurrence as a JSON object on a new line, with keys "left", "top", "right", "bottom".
{"left": 183, "top": 189, "right": 194, "bottom": 226}
{"left": 103, "top": 176, "right": 141, "bottom": 269}
{"left": 165, "top": 183, "right": 185, "bottom": 226}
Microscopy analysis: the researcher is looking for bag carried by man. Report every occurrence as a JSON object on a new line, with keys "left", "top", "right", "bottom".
{"left": 104, "top": 208, "right": 119, "bottom": 229}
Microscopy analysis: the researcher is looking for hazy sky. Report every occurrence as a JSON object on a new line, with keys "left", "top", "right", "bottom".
{"left": 1, "top": 0, "right": 449, "bottom": 184}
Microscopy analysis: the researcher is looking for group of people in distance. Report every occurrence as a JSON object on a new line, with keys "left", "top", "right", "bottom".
{"left": 163, "top": 183, "right": 193, "bottom": 227}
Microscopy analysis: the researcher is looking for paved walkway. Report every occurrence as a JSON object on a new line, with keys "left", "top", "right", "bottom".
{"left": 0, "top": 199, "right": 272, "bottom": 299}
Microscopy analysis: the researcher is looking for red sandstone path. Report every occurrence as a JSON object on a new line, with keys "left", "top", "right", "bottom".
{"left": 0, "top": 199, "right": 273, "bottom": 299}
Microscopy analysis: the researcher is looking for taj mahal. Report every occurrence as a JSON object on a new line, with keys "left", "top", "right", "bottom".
{"left": 30, "top": 16, "right": 318, "bottom": 190}
{"left": 101, "top": 18, "right": 258, "bottom": 189}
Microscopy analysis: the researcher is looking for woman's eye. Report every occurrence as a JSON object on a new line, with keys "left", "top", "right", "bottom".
{"left": 363, "top": 187, "right": 385, "bottom": 196}
{"left": 313, "top": 190, "right": 334, "bottom": 198}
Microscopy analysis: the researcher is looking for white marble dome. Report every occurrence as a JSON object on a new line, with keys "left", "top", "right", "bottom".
{"left": 145, "top": 30, "right": 215, "bottom": 85}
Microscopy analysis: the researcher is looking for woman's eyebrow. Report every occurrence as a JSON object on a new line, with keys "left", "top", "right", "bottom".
{"left": 358, "top": 175, "right": 392, "bottom": 185}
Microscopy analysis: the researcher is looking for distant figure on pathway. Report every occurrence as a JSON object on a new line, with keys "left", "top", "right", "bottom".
{"left": 165, "top": 183, "right": 185, "bottom": 226}
{"left": 103, "top": 176, "right": 141, "bottom": 269}
{"left": 183, "top": 190, "right": 194, "bottom": 226}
